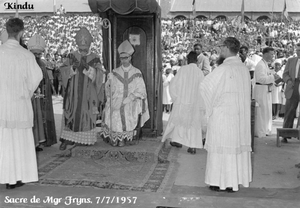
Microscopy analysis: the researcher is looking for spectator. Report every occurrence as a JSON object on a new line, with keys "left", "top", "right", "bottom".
{"left": 162, "top": 68, "right": 174, "bottom": 113}
{"left": 282, "top": 42, "right": 300, "bottom": 143}
{"left": 57, "top": 5, "right": 66, "bottom": 15}
{"left": 45, "top": 53, "right": 57, "bottom": 95}
{"left": 271, "top": 59, "right": 284, "bottom": 120}
{"left": 194, "top": 43, "right": 211, "bottom": 76}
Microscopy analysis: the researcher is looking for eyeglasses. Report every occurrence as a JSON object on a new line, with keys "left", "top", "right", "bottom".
{"left": 120, "top": 56, "right": 130, "bottom": 60}
{"left": 218, "top": 44, "right": 226, "bottom": 48}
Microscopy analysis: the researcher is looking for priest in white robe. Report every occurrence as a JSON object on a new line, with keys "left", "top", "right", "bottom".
{"left": 0, "top": 18, "right": 43, "bottom": 189}
{"left": 200, "top": 37, "right": 252, "bottom": 192}
{"left": 162, "top": 51, "right": 206, "bottom": 154}
{"left": 253, "top": 47, "right": 278, "bottom": 138}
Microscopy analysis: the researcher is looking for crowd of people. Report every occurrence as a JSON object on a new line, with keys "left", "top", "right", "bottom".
{"left": 161, "top": 17, "right": 300, "bottom": 64}
{"left": 161, "top": 17, "right": 300, "bottom": 121}
{"left": 0, "top": 14, "right": 103, "bottom": 58}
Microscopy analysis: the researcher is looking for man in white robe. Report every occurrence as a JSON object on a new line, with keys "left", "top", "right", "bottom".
{"left": 0, "top": 18, "right": 43, "bottom": 189}
{"left": 162, "top": 51, "right": 205, "bottom": 154}
{"left": 200, "top": 37, "right": 252, "bottom": 192}
{"left": 253, "top": 47, "right": 279, "bottom": 138}
{"left": 100, "top": 40, "right": 150, "bottom": 147}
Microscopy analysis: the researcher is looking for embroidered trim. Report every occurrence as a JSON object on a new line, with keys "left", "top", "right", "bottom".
{"left": 99, "top": 124, "right": 135, "bottom": 142}
{"left": 61, "top": 127, "right": 97, "bottom": 145}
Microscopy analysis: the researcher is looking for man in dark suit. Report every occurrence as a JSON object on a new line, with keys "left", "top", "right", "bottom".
{"left": 282, "top": 42, "right": 300, "bottom": 143}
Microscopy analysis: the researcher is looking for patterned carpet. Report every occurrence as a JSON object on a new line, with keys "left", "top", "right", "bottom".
{"left": 33, "top": 139, "right": 178, "bottom": 192}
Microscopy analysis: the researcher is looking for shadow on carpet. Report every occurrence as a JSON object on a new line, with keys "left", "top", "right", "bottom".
{"left": 32, "top": 139, "right": 178, "bottom": 193}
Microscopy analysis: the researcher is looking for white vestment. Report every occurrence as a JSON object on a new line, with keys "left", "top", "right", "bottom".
{"left": 0, "top": 39, "right": 43, "bottom": 184}
{"left": 200, "top": 56, "right": 252, "bottom": 191}
{"left": 102, "top": 65, "right": 150, "bottom": 141}
{"left": 253, "top": 59, "right": 275, "bottom": 138}
{"left": 162, "top": 73, "right": 174, "bottom": 105}
{"left": 162, "top": 63, "right": 206, "bottom": 148}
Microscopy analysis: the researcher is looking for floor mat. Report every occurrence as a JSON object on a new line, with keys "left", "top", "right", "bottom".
{"left": 33, "top": 139, "right": 179, "bottom": 193}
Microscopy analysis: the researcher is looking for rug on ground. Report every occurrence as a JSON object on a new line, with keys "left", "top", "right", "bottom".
{"left": 32, "top": 139, "right": 178, "bottom": 192}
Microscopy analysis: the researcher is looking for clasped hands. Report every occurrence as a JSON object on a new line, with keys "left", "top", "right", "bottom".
{"left": 273, "top": 73, "right": 280, "bottom": 80}
{"left": 72, "top": 62, "right": 89, "bottom": 70}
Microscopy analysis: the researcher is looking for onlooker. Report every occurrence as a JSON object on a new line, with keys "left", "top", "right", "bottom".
{"left": 53, "top": 53, "right": 63, "bottom": 96}
{"left": 57, "top": 4, "right": 66, "bottom": 15}
{"left": 200, "top": 37, "right": 252, "bottom": 192}
{"left": 239, "top": 45, "right": 256, "bottom": 72}
{"left": 194, "top": 43, "right": 211, "bottom": 76}
{"left": 271, "top": 59, "right": 284, "bottom": 120}
{"left": 45, "top": 53, "right": 57, "bottom": 95}
{"left": 282, "top": 42, "right": 300, "bottom": 143}
{"left": 0, "top": 18, "right": 43, "bottom": 189}
{"left": 162, "top": 68, "right": 174, "bottom": 113}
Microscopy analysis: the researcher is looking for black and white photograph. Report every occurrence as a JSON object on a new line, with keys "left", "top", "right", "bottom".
{"left": 0, "top": 0, "right": 300, "bottom": 207}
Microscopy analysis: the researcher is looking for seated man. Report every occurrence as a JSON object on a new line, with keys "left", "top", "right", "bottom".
{"left": 100, "top": 40, "right": 150, "bottom": 147}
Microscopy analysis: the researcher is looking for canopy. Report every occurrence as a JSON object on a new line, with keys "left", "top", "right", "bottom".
{"left": 88, "top": 0, "right": 163, "bottom": 136}
{"left": 88, "top": 0, "right": 160, "bottom": 15}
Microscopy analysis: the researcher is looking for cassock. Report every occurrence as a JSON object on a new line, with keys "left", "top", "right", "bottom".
{"left": 0, "top": 39, "right": 42, "bottom": 184}
{"left": 253, "top": 59, "right": 275, "bottom": 138}
{"left": 162, "top": 63, "right": 206, "bottom": 148}
{"left": 200, "top": 56, "right": 252, "bottom": 191}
